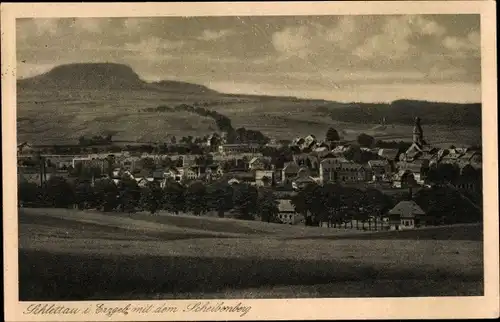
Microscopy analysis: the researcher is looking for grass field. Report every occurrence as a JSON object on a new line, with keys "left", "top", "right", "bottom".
{"left": 17, "top": 88, "right": 481, "bottom": 146}
{"left": 18, "top": 208, "right": 483, "bottom": 300}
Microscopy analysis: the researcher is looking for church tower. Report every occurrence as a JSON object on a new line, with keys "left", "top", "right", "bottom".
{"left": 412, "top": 116, "right": 425, "bottom": 147}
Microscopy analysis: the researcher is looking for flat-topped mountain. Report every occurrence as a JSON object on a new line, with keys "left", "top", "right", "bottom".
{"left": 17, "top": 63, "right": 217, "bottom": 94}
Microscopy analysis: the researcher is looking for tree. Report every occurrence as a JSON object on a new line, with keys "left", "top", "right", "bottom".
{"left": 326, "top": 127, "right": 340, "bottom": 141}
{"left": 74, "top": 180, "right": 95, "bottom": 209}
{"left": 358, "top": 188, "right": 393, "bottom": 230}
{"left": 426, "top": 163, "right": 460, "bottom": 185}
{"left": 163, "top": 180, "right": 186, "bottom": 214}
{"left": 357, "top": 133, "right": 375, "bottom": 148}
{"left": 206, "top": 182, "right": 233, "bottom": 218}
{"left": 117, "top": 177, "right": 141, "bottom": 212}
{"left": 460, "top": 164, "right": 479, "bottom": 181}
{"left": 257, "top": 187, "right": 279, "bottom": 223}
{"left": 140, "top": 183, "right": 163, "bottom": 214}
{"left": 77, "top": 165, "right": 102, "bottom": 181}
{"left": 44, "top": 176, "right": 75, "bottom": 208}
{"left": 290, "top": 182, "right": 322, "bottom": 226}
{"left": 142, "top": 157, "right": 156, "bottom": 171}
{"left": 232, "top": 183, "right": 258, "bottom": 220}
{"left": 185, "top": 181, "right": 208, "bottom": 216}
{"left": 18, "top": 182, "right": 39, "bottom": 207}
{"left": 160, "top": 157, "right": 173, "bottom": 168}
{"left": 414, "top": 186, "right": 481, "bottom": 225}
{"left": 94, "top": 178, "right": 119, "bottom": 212}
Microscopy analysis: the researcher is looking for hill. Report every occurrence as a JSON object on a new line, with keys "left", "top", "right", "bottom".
{"left": 318, "top": 99, "right": 482, "bottom": 127}
{"left": 16, "top": 63, "right": 482, "bottom": 145}
{"left": 17, "top": 63, "right": 218, "bottom": 94}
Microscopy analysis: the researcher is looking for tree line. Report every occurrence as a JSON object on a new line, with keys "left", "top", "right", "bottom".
{"left": 18, "top": 172, "right": 481, "bottom": 227}
{"left": 291, "top": 181, "right": 482, "bottom": 227}
{"left": 318, "top": 100, "right": 481, "bottom": 127}
{"left": 18, "top": 176, "right": 280, "bottom": 223}
{"left": 144, "top": 104, "right": 270, "bottom": 144}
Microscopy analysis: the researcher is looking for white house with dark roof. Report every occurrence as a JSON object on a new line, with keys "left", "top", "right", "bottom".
{"left": 277, "top": 199, "right": 304, "bottom": 225}
{"left": 387, "top": 200, "right": 427, "bottom": 230}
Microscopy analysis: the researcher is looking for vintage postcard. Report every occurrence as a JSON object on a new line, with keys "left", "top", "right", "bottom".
{"left": 2, "top": 1, "right": 499, "bottom": 321}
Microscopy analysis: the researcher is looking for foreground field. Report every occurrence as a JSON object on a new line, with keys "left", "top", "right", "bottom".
{"left": 18, "top": 208, "right": 483, "bottom": 300}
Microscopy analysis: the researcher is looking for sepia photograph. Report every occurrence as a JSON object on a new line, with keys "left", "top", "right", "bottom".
{"left": 2, "top": 1, "right": 499, "bottom": 321}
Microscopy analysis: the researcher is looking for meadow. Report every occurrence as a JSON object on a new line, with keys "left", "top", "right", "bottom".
{"left": 17, "top": 88, "right": 482, "bottom": 146}
{"left": 18, "top": 208, "right": 483, "bottom": 300}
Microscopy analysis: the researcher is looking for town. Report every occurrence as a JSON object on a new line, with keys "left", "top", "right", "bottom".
{"left": 17, "top": 115, "right": 482, "bottom": 231}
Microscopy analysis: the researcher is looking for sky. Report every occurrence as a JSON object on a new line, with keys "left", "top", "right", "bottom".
{"left": 16, "top": 15, "right": 481, "bottom": 103}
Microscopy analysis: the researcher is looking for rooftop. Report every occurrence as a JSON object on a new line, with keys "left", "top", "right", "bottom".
{"left": 388, "top": 200, "right": 425, "bottom": 216}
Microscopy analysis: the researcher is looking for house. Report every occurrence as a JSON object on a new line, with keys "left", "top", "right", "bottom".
{"left": 277, "top": 199, "right": 303, "bottom": 225}
{"left": 392, "top": 170, "right": 420, "bottom": 188}
{"left": 255, "top": 169, "right": 275, "bottom": 187}
{"left": 182, "top": 167, "right": 199, "bottom": 181}
{"left": 292, "top": 137, "right": 305, "bottom": 146}
{"left": 396, "top": 159, "right": 429, "bottom": 184}
{"left": 293, "top": 154, "right": 320, "bottom": 170}
{"left": 206, "top": 164, "right": 224, "bottom": 179}
{"left": 222, "top": 171, "right": 255, "bottom": 185}
{"left": 41, "top": 155, "right": 76, "bottom": 170}
{"left": 319, "top": 157, "right": 367, "bottom": 184}
{"left": 121, "top": 170, "right": 135, "bottom": 180}
{"left": 18, "top": 167, "right": 44, "bottom": 185}
{"left": 368, "top": 160, "right": 392, "bottom": 181}
{"left": 121, "top": 156, "right": 141, "bottom": 172}
{"left": 73, "top": 157, "right": 106, "bottom": 173}
{"left": 249, "top": 156, "right": 272, "bottom": 170}
{"left": 386, "top": 200, "right": 427, "bottom": 230}
{"left": 301, "top": 135, "right": 317, "bottom": 150}
{"left": 182, "top": 154, "right": 203, "bottom": 167}
{"left": 17, "top": 142, "right": 35, "bottom": 155}
{"left": 332, "top": 145, "right": 348, "bottom": 155}
{"left": 135, "top": 177, "right": 150, "bottom": 188}
{"left": 291, "top": 168, "right": 317, "bottom": 191}
{"left": 377, "top": 148, "right": 400, "bottom": 162}
{"left": 314, "top": 148, "right": 333, "bottom": 159}
{"left": 218, "top": 143, "right": 260, "bottom": 155}
{"left": 281, "top": 162, "right": 300, "bottom": 184}
{"left": 458, "top": 151, "right": 482, "bottom": 169}
{"left": 111, "top": 167, "right": 122, "bottom": 178}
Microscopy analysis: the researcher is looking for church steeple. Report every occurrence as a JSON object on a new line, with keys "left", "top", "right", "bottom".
{"left": 412, "top": 116, "right": 424, "bottom": 147}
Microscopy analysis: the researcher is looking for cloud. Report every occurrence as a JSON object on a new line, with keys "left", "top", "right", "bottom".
{"left": 271, "top": 25, "right": 312, "bottom": 59}
{"left": 442, "top": 31, "right": 480, "bottom": 58}
{"left": 16, "top": 15, "right": 480, "bottom": 97}
{"left": 321, "top": 16, "right": 360, "bottom": 50}
{"left": 32, "top": 19, "right": 59, "bottom": 36}
{"left": 17, "top": 19, "right": 58, "bottom": 42}
{"left": 123, "top": 37, "right": 185, "bottom": 62}
{"left": 196, "top": 29, "right": 235, "bottom": 41}
{"left": 353, "top": 16, "right": 447, "bottom": 61}
{"left": 70, "top": 18, "right": 104, "bottom": 33}
{"left": 125, "top": 36, "right": 184, "bottom": 52}
{"left": 17, "top": 62, "right": 57, "bottom": 79}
